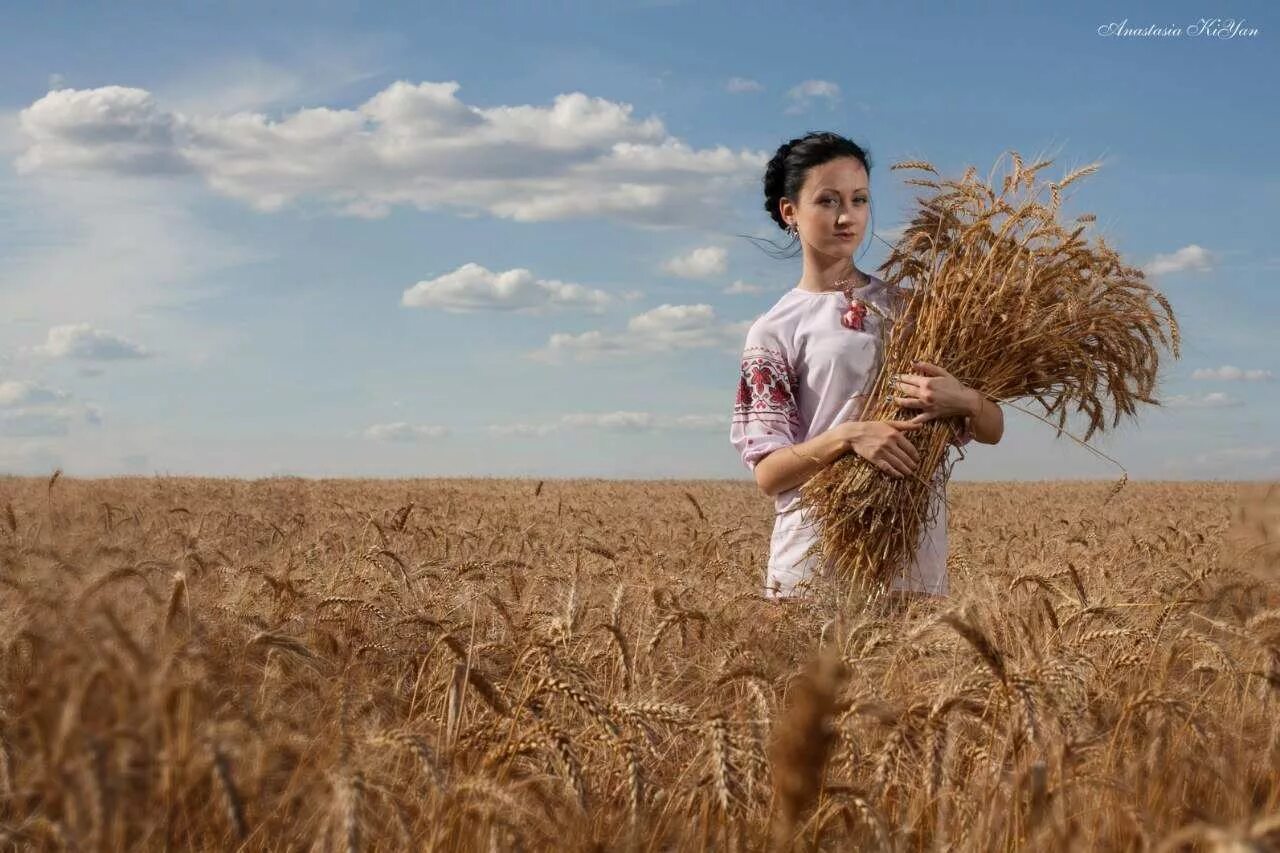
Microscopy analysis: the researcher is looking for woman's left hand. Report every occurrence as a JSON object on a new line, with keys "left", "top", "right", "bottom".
{"left": 890, "top": 361, "right": 978, "bottom": 424}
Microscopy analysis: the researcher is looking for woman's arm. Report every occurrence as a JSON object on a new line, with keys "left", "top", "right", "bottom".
{"left": 754, "top": 419, "right": 927, "bottom": 497}
{"left": 961, "top": 388, "right": 1004, "bottom": 444}
{"left": 892, "top": 360, "right": 1004, "bottom": 445}
{"left": 753, "top": 428, "right": 848, "bottom": 498}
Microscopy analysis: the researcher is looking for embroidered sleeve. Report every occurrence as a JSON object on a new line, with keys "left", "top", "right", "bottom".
{"left": 730, "top": 324, "right": 802, "bottom": 472}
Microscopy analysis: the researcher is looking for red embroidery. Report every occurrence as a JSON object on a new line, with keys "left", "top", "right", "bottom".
{"left": 768, "top": 378, "right": 792, "bottom": 406}
{"left": 749, "top": 364, "right": 773, "bottom": 393}
{"left": 733, "top": 346, "right": 801, "bottom": 434}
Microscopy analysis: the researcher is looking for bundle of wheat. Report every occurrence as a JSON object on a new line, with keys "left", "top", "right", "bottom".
{"left": 796, "top": 150, "right": 1181, "bottom": 601}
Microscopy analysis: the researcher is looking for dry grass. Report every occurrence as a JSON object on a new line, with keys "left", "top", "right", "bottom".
{"left": 0, "top": 474, "right": 1277, "bottom": 851}
{"left": 797, "top": 150, "right": 1181, "bottom": 597}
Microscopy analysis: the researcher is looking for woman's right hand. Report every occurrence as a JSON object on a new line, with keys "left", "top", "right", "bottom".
{"left": 836, "top": 419, "right": 923, "bottom": 478}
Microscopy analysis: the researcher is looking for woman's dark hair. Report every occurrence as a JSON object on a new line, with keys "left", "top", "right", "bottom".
{"left": 744, "top": 131, "right": 875, "bottom": 260}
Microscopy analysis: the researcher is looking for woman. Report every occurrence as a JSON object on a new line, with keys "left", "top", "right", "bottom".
{"left": 730, "top": 131, "right": 1004, "bottom": 608}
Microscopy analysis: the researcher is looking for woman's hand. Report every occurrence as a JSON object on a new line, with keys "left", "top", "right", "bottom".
{"left": 890, "top": 361, "right": 979, "bottom": 424}
{"left": 837, "top": 419, "right": 923, "bottom": 478}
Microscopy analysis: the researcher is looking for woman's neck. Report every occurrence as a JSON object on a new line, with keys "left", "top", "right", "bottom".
{"left": 796, "top": 260, "right": 869, "bottom": 294}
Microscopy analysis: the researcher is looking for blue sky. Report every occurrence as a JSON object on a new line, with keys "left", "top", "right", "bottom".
{"left": 0, "top": 1, "right": 1275, "bottom": 480}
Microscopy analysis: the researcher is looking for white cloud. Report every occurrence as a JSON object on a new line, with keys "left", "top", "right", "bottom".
{"left": 16, "top": 82, "right": 767, "bottom": 227}
{"left": 1164, "top": 392, "right": 1242, "bottom": 408}
{"left": 561, "top": 411, "right": 655, "bottom": 431}
{"left": 485, "top": 423, "right": 560, "bottom": 437}
{"left": 16, "top": 86, "right": 186, "bottom": 175}
{"left": 0, "top": 377, "right": 102, "bottom": 435}
{"left": 726, "top": 77, "right": 763, "bottom": 94}
{"left": 667, "top": 414, "right": 729, "bottom": 431}
{"left": 31, "top": 323, "right": 150, "bottom": 360}
{"left": 529, "top": 303, "right": 751, "bottom": 363}
{"left": 1143, "top": 244, "right": 1212, "bottom": 276}
{"left": 661, "top": 245, "right": 728, "bottom": 279}
{"left": 0, "top": 407, "right": 74, "bottom": 437}
{"left": 723, "top": 279, "right": 765, "bottom": 295}
{"left": 401, "top": 262, "right": 613, "bottom": 314}
{"left": 1190, "top": 365, "right": 1273, "bottom": 381}
{"left": 784, "top": 79, "right": 841, "bottom": 114}
{"left": 363, "top": 422, "right": 450, "bottom": 442}
{"left": 0, "top": 379, "right": 70, "bottom": 406}
{"left": 0, "top": 166, "right": 259, "bottom": 360}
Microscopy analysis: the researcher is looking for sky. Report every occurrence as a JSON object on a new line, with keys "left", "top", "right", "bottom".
{"left": 0, "top": 0, "right": 1276, "bottom": 481}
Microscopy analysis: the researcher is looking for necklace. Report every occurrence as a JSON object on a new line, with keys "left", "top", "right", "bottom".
{"left": 834, "top": 270, "right": 871, "bottom": 330}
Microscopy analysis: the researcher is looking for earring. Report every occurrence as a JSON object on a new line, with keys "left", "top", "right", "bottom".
{"left": 788, "top": 222, "right": 798, "bottom": 238}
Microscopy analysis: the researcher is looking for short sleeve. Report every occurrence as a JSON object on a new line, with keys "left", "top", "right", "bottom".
{"left": 730, "top": 321, "right": 802, "bottom": 472}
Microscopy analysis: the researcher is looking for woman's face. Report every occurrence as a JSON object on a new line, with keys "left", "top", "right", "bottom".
{"left": 780, "top": 157, "right": 870, "bottom": 257}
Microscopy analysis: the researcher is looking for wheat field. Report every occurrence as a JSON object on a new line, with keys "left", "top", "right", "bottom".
{"left": 0, "top": 474, "right": 1276, "bottom": 851}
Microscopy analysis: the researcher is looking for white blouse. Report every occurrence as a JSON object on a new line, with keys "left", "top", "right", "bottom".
{"left": 729, "top": 275, "right": 972, "bottom": 599}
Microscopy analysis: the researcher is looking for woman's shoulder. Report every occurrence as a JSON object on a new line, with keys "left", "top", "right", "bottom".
{"left": 744, "top": 290, "right": 804, "bottom": 341}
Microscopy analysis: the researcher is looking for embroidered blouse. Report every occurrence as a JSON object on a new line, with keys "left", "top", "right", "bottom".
{"left": 729, "top": 275, "right": 972, "bottom": 598}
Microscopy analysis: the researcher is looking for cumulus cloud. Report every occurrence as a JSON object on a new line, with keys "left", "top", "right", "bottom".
{"left": 666, "top": 414, "right": 730, "bottom": 431}
{"left": 16, "top": 86, "right": 187, "bottom": 175}
{"left": 363, "top": 422, "right": 449, "bottom": 442}
{"left": 0, "top": 379, "right": 70, "bottom": 406}
{"left": 726, "top": 77, "right": 763, "bottom": 94}
{"left": 16, "top": 82, "right": 767, "bottom": 227}
{"left": 1190, "top": 365, "right": 1273, "bottom": 381}
{"left": 402, "top": 262, "right": 613, "bottom": 314}
{"left": 0, "top": 377, "right": 99, "bottom": 434}
{"left": 1143, "top": 244, "right": 1212, "bottom": 276}
{"left": 31, "top": 324, "right": 150, "bottom": 360}
{"left": 529, "top": 303, "right": 751, "bottom": 362}
{"left": 661, "top": 246, "right": 728, "bottom": 279}
{"left": 0, "top": 407, "right": 74, "bottom": 438}
{"left": 723, "top": 279, "right": 765, "bottom": 295}
{"left": 1164, "top": 392, "right": 1242, "bottom": 408}
{"left": 485, "top": 423, "right": 560, "bottom": 437}
{"left": 487, "top": 411, "right": 729, "bottom": 435}
{"left": 561, "top": 411, "right": 655, "bottom": 431}
{"left": 784, "top": 79, "right": 841, "bottom": 114}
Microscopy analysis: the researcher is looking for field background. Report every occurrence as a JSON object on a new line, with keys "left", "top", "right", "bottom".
{"left": 0, "top": 476, "right": 1276, "bottom": 851}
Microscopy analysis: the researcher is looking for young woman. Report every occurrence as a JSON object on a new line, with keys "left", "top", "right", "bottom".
{"left": 730, "top": 131, "right": 1004, "bottom": 605}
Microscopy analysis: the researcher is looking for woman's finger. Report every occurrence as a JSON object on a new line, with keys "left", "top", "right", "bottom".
{"left": 894, "top": 433, "right": 921, "bottom": 463}
{"left": 880, "top": 444, "right": 917, "bottom": 474}
{"left": 876, "top": 458, "right": 900, "bottom": 478}
{"left": 892, "top": 395, "right": 926, "bottom": 409}
{"left": 911, "top": 361, "right": 949, "bottom": 377}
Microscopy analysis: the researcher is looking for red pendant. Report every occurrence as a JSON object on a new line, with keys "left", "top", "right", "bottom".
{"left": 840, "top": 299, "right": 867, "bottom": 330}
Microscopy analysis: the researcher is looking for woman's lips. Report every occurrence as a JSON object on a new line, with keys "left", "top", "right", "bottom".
{"left": 835, "top": 232, "right": 856, "bottom": 239}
